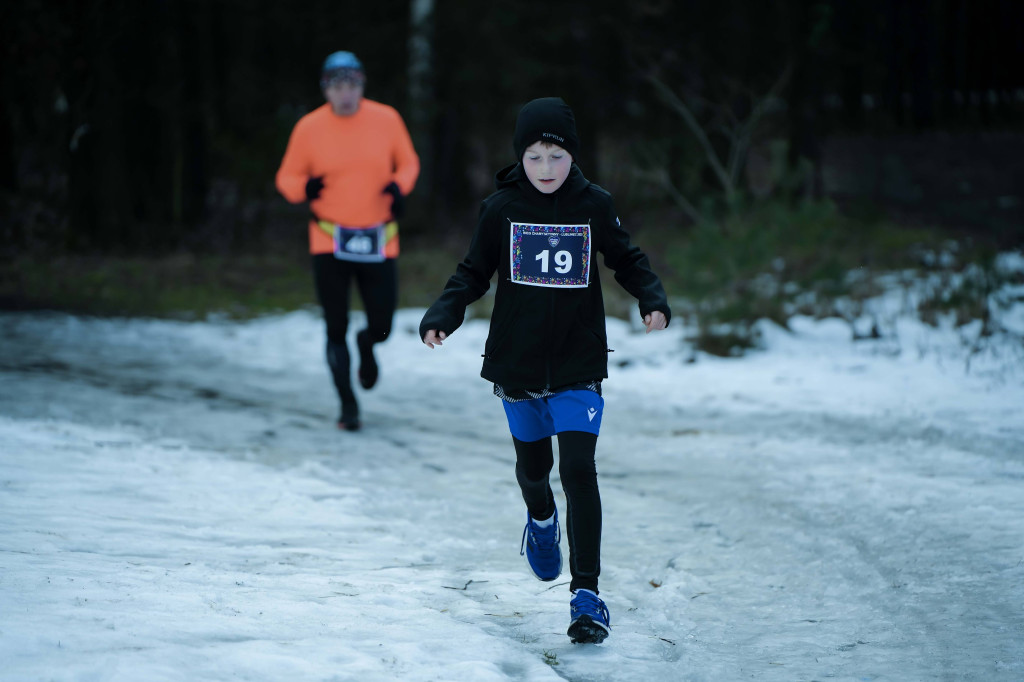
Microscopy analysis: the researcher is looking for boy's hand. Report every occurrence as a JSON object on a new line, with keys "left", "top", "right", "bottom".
{"left": 643, "top": 311, "right": 668, "bottom": 333}
{"left": 423, "top": 329, "right": 447, "bottom": 348}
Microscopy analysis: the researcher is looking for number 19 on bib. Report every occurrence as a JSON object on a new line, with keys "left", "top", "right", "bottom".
{"left": 510, "top": 222, "right": 591, "bottom": 288}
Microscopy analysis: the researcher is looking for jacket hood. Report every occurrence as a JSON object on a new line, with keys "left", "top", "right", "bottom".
{"left": 494, "top": 162, "right": 590, "bottom": 202}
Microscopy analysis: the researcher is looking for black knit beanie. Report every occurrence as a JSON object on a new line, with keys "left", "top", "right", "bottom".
{"left": 512, "top": 97, "right": 580, "bottom": 162}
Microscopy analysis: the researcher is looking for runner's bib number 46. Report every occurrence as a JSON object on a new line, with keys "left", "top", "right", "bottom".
{"left": 510, "top": 222, "right": 591, "bottom": 288}
{"left": 333, "top": 223, "right": 386, "bottom": 262}
{"left": 315, "top": 220, "right": 393, "bottom": 263}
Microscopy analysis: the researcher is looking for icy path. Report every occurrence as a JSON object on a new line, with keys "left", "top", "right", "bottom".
{"left": 1, "top": 309, "right": 1022, "bottom": 681}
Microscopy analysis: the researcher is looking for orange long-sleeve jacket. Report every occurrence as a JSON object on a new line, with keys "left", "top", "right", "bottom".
{"left": 276, "top": 99, "right": 420, "bottom": 255}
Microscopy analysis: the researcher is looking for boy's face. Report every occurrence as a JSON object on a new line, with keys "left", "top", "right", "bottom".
{"left": 522, "top": 141, "right": 572, "bottom": 194}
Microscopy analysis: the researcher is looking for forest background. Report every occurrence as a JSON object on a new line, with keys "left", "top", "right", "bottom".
{"left": 2, "top": 0, "right": 1022, "bottom": 355}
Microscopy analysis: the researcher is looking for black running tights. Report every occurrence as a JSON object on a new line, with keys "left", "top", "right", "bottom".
{"left": 311, "top": 254, "right": 397, "bottom": 411}
{"left": 514, "top": 431, "right": 601, "bottom": 593}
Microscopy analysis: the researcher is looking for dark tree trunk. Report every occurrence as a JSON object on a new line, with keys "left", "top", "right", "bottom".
{"left": 785, "top": 0, "right": 825, "bottom": 199}
{"left": 836, "top": 0, "right": 867, "bottom": 131}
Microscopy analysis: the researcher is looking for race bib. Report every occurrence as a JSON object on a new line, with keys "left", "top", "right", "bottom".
{"left": 332, "top": 223, "right": 386, "bottom": 262}
{"left": 510, "top": 222, "right": 591, "bottom": 288}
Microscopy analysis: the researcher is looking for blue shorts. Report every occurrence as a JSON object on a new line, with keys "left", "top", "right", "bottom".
{"left": 502, "top": 389, "right": 604, "bottom": 442}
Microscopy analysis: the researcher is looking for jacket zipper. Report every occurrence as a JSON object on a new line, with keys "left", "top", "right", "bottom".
{"left": 544, "top": 194, "right": 558, "bottom": 389}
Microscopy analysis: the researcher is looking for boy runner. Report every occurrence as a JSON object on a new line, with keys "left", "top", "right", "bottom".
{"left": 420, "top": 97, "right": 670, "bottom": 643}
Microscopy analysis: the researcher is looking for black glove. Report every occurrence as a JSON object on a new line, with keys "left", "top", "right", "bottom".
{"left": 383, "top": 181, "right": 405, "bottom": 219}
{"left": 305, "top": 176, "right": 325, "bottom": 201}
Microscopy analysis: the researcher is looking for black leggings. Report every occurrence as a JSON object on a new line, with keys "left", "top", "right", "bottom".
{"left": 514, "top": 431, "right": 601, "bottom": 593}
{"left": 312, "top": 254, "right": 397, "bottom": 411}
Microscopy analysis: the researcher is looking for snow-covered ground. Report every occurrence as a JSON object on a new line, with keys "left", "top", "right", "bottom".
{"left": 1, "top": 274, "right": 1023, "bottom": 680}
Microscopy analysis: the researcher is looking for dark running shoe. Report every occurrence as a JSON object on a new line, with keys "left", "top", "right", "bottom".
{"left": 520, "top": 509, "right": 562, "bottom": 581}
{"left": 568, "top": 589, "right": 610, "bottom": 644}
{"left": 337, "top": 403, "right": 360, "bottom": 431}
{"left": 356, "top": 330, "right": 378, "bottom": 390}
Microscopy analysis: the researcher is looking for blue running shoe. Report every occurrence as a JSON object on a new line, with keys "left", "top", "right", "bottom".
{"left": 520, "top": 509, "right": 562, "bottom": 581}
{"left": 568, "top": 589, "right": 610, "bottom": 644}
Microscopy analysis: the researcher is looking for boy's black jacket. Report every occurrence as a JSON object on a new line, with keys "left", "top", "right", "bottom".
{"left": 419, "top": 162, "right": 671, "bottom": 390}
